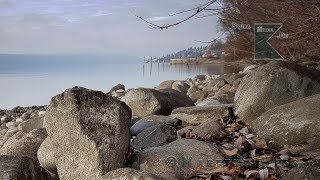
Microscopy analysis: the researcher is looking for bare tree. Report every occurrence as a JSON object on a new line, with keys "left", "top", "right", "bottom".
{"left": 137, "top": 0, "right": 320, "bottom": 63}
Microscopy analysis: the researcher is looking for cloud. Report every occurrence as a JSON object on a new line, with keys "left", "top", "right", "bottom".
{"left": 146, "top": 16, "right": 171, "bottom": 22}
{"left": 92, "top": 11, "right": 113, "bottom": 17}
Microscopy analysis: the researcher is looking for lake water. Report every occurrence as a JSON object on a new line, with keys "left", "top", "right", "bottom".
{"left": 0, "top": 54, "right": 243, "bottom": 109}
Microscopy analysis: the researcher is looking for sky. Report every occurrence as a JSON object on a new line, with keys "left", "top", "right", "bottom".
{"left": 0, "top": 0, "right": 220, "bottom": 57}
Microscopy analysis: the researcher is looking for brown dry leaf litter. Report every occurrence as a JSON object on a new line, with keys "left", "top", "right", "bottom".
{"left": 178, "top": 116, "right": 312, "bottom": 180}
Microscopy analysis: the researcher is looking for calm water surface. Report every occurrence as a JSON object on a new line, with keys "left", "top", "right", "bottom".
{"left": 0, "top": 54, "right": 242, "bottom": 109}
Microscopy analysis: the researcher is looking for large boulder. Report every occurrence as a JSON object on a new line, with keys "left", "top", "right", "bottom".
{"left": 43, "top": 87, "right": 132, "bottom": 180}
{"left": 131, "top": 115, "right": 181, "bottom": 136}
{"left": 121, "top": 88, "right": 193, "bottom": 118}
{"left": 252, "top": 94, "right": 320, "bottom": 152}
{"left": 158, "top": 89, "right": 194, "bottom": 111}
{"left": 170, "top": 104, "right": 233, "bottom": 125}
{"left": 282, "top": 160, "right": 320, "bottom": 180}
{"left": 0, "top": 155, "right": 51, "bottom": 180}
{"left": 132, "top": 124, "right": 178, "bottom": 151}
{"left": 104, "top": 168, "right": 164, "bottom": 180}
{"left": 235, "top": 61, "right": 320, "bottom": 125}
{"left": 0, "top": 128, "right": 47, "bottom": 164}
{"left": 132, "top": 139, "right": 223, "bottom": 180}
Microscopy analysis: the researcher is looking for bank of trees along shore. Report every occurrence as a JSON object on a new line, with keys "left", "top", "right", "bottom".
{"left": 138, "top": 0, "right": 320, "bottom": 64}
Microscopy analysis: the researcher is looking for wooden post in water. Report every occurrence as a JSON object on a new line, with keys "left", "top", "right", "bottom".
{"left": 150, "top": 57, "right": 153, "bottom": 76}
{"left": 143, "top": 56, "right": 145, "bottom": 77}
{"left": 157, "top": 58, "right": 160, "bottom": 74}
{"left": 162, "top": 57, "right": 165, "bottom": 72}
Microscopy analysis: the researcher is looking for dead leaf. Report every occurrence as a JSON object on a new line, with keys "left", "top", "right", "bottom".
{"left": 252, "top": 154, "right": 273, "bottom": 162}
{"left": 250, "top": 149, "right": 273, "bottom": 162}
{"left": 245, "top": 170, "right": 259, "bottom": 179}
{"left": 254, "top": 137, "right": 268, "bottom": 149}
{"left": 239, "top": 127, "right": 249, "bottom": 135}
{"left": 224, "top": 148, "right": 239, "bottom": 156}
{"left": 246, "top": 139, "right": 255, "bottom": 149}
{"left": 234, "top": 136, "right": 246, "bottom": 150}
{"left": 225, "top": 122, "right": 242, "bottom": 132}
{"left": 245, "top": 134, "right": 255, "bottom": 139}
{"left": 222, "top": 143, "right": 235, "bottom": 150}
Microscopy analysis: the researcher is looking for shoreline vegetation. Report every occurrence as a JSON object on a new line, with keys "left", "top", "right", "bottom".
{"left": 1, "top": 61, "right": 320, "bottom": 179}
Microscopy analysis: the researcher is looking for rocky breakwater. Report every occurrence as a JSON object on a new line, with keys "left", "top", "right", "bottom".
{"left": 1, "top": 61, "right": 320, "bottom": 179}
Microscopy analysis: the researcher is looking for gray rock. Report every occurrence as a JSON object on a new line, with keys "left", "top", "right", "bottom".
{"left": 1, "top": 116, "right": 13, "bottom": 123}
{"left": 122, "top": 88, "right": 193, "bottom": 118}
{"left": 222, "top": 73, "right": 245, "bottom": 85}
{"left": 38, "top": 137, "right": 57, "bottom": 174}
{"left": 235, "top": 61, "right": 320, "bottom": 125}
{"left": 5, "top": 121, "right": 19, "bottom": 128}
{"left": 188, "top": 90, "right": 208, "bottom": 102}
{"left": 133, "top": 139, "right": 223, "bottom": 180}
{"left": 0, "top": 155, "right": 51, "bottom": 180}
{"left": 18, "top": 116, "right": 44, "bottom": 133}
{"left": 132, "top": 124, "right": 177, "bottom": 151}
{"left": 241, "top": 64, "right": 258, "bottom": 74}
{"left": 219, "top": 84, "right": 233, "bottom": 94}
{"left": 158, "top": 89, "right": 194, "bottom": 112}
{"left": 232, "top": 78, "right": 242, "bottom": 87}
{"left": 156, "top": 80, "right": 175, "bottom": 90}
{"left": 21, "top": 112, "right": 31, "bottom": 120}
{"left": 252, "top": 94, "right": 320, "bottom": 152}
{"left": 109, "top": 84, "right": 125, "bottom": 93}
{"left": 171, "top": 81, "right": 190, "bottom": 94}
{"left": 104, "top": 168, "right": 165, "bottom": 180}
{"left": 131, "top": 115, "right": 181, "bottom": 136}
{"left": 15, "top": 117, "right": 24, "bottom": 123}
{"left": 131, "top": 120, "right": 160, "bottom": 136}
{"left": 2, "top": 128, "right": 19, "bottom": 145}
{"left": 171, "top": 105, "right": 233, "bottom": 125}
{"left": 194, "top": 75, "right": 206, "bottom": 81}
{"left": 187, "top": 85, "right": 200, "bottom": 95}
{"left": 44, "top": 87, "right": 131, "bottom": 180}
{"left": 0, "top": 128, "right": 47, "bottom": 164}
{"left": 192, "top": 119, "right": 224, "bottom": 140}
{"left": 282, "top": 160, "right": 320, "bottom": 180}
{"left": 196, "top": 96, "right": 234, "bottom": 106}
{"left": 37, "top": 137, "right": 58, "bottom": 174}
{"left": 109, "top": 84, "right": 126, "bottom": 99}
{"left": 38, "top": 111, "right": 46, "bottom": 117}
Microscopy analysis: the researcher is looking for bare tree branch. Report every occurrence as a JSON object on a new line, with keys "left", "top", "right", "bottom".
{"left": 136, "top": 0, "right": 217, "bottom": 29}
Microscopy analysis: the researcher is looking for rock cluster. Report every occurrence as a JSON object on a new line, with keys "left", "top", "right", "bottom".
{"left": 0, "top": 61, "right": 319, "bottom": 179}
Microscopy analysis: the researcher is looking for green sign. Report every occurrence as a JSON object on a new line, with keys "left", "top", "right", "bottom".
{"left": 254, "top": 23, "right": 283, "bottom": 60}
